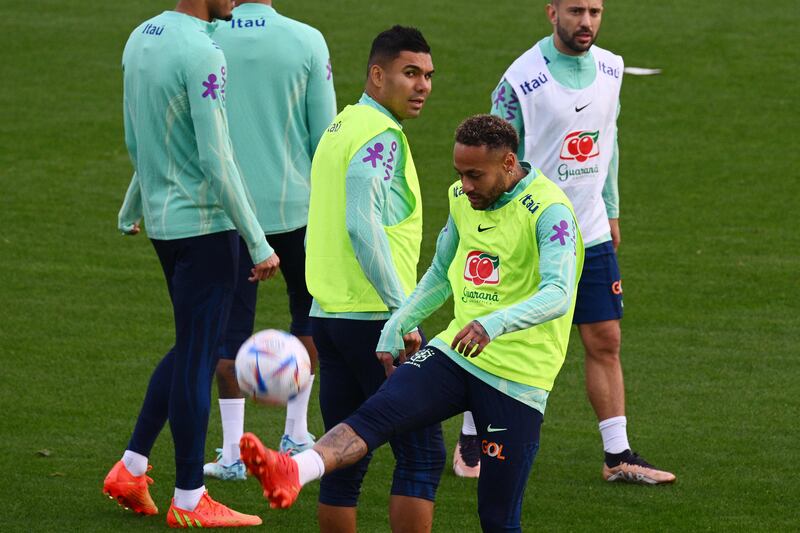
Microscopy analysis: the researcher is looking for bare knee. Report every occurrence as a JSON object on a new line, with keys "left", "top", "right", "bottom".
{"left": 580, "top": 321, "right": 621, "bottom": 363}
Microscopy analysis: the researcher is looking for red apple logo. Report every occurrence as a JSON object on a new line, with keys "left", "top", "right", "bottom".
{"left": 560, "top": 130, "right": 600, "bottom": 162}
{"left": 463, "top": 251, "right": 500, "bottom": 286}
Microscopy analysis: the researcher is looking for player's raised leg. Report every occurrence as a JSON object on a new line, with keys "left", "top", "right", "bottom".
{"left": 240, "top": 347, "right": 464, "bottom": 513}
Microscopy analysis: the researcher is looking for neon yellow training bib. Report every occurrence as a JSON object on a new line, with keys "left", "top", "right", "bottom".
{"left": 306, "top": 104, "right": 422, "bottom": 313}
{"left": 436, "top": 171, "right": 584, "bottom": 390}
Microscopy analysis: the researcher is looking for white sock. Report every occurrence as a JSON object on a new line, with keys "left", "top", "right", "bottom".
{"left": 461, "top": 411, "right": 477, "bottom": 436}
{"left": 599, "top": 416, "right": 630, "bottom": 454}
{"left": 122, "top": 450, "right": 148, "bottom": 477}
{"left": 173, "top": 486, "right": 205, "bottom": 511}
{"left": 294, "top": 449, "right": 325, "bottom": 487}
{"left": 285, "top": 374, "right": 315, "bottom": 442}
{"left": 219, "top": 398, "right": 245, "bottom": 465}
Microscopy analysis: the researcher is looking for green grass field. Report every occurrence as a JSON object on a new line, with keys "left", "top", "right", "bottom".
{"left": 2, "top": 0, "right": 799, "bottom": 531}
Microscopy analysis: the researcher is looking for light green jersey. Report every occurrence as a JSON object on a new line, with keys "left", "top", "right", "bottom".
{"left": 436, "top": 171, "right": 583, "bottom": 391}
{"left": 377, "top": 163, "right": 582, "bottom": 414}
{"left": 118, "top": 11, "right": 270, "bottom": 264}
{"left": 306, "top": 103, "right": 421, "bottom": 313}
{"left": 310, "top": 94, "right": 417, "bottom": 321}
{"left": 214, "top": 4, "right": 337, "bottom": 234}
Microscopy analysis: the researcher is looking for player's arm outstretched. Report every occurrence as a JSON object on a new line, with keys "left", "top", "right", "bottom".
{"left": 375, "top": 215, "right": 459, "bottom": 374}
{"left": 186, "top": 46, "right": 276, "bottom": 276}
{"left": 453, "top": 204, "right": 579, "bottom": 357}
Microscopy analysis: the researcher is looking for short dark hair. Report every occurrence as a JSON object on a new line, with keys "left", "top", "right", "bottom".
{"left": 368, "top": 25, "right": 431, "bottom": 69}
{"left": 454, "top": 114, "right": 519, "bottom": 154}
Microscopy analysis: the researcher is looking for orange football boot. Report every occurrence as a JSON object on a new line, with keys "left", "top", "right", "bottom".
{"left": 102, "top": 460, "right": 158, "bottom": 515}
{"left": 239, "top": 432, "right": 301, "bottom": 509}
{"left": 166, "top": 491, "right": 261, "bottom": 528}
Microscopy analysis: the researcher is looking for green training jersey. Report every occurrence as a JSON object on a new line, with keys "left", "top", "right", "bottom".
{"left": 377, "top": 163, "right": 582, "bottom": 413}
{"left": 309, "top": 94, "right": 417, "bottom": 321}
{"left": 214, "top": 4, "right": 337, "bottom": 234}
{"left": 306, "top": 102, "right": 422, "bottom": 313}
{"left": 436, "top": 171, "right": 583, "bottom": 391}
{"left": 118, "top": 11, "right": 270, "bottom": 264}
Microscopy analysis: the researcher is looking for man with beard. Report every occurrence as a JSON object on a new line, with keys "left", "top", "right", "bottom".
{"left": 102, "top": 0, "right": 278, "bottom": 527}
{"left": 453, "top": 0, "right": 675, "bottom": 485}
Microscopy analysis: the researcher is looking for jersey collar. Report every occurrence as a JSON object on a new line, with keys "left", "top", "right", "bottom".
{"left": 541, "top": 34, "right": 595, "bottom": 75}
{"left": 358, "top": 93, "right": 403, "bottom": 129}
{"left": 232, "top": 3, "right": 277, "bottom": 16}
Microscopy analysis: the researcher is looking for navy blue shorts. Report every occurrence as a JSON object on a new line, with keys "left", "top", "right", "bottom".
{"left": 218, "top": 227, "right": 313, "bottom": 360}
{"left": 573, "top": 240, "right": 624, "bottom": 324}
{"left": 268, "top": 226, "right": 313, "bottom": 337}
{"left": 345, "top": 346, "right": 543, "bottom": 532}
{"left": 313, "top": 317, "right": 445, "bottom": 507}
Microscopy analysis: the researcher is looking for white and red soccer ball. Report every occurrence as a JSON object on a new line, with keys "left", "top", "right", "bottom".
{"left": 235, "top": 329, "right": 311, "bottom": 404}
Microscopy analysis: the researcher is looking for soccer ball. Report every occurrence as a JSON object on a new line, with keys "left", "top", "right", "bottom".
{"left": 235, "top": 329, "right": 311, "bottom": 404}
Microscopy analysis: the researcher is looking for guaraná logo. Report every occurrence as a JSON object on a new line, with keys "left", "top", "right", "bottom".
{"left": 559, "top": 130, "right": 600, "bottom": 162}
{"left": 463, "top": 251, "right": 500, "bottom": 286}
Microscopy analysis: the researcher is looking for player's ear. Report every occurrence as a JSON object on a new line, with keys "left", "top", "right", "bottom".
{"left": 546, "top": 3, "right": 558, "bottom": 25}
{"left": 368, "top": 63, "right": 384, "bottom": 88}
{"left": 503, "top": 150, "right": 517, "bottom": 173}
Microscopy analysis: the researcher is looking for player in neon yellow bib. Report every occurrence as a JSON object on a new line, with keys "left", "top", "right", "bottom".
{"left": 237, "top": 115, "right": 585, "bottom": 532}
{"left": 304, "top": 26, "right": 443, "bottom": 533}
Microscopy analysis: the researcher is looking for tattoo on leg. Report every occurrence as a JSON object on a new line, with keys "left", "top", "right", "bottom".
{"left": 313, "top": 424, "right": 368, "bottom": 471}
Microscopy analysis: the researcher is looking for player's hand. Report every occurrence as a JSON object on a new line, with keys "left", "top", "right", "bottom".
{"left": 376, "top": 351, "right": 397, "bottom": 378}
{"left": 402, "top": 330, "right": 422, "bottom": 358}
{"left": 609, "top": 218, "right": 621, "bottom": 251}
{"left": 121, "top": 222, "right": 141, "bottom": 236}
{"left": 249, "top": 252, "right": 280, "bottom": 282}
{"left": 451, "top": 320, "right": 490, "bottom": 358}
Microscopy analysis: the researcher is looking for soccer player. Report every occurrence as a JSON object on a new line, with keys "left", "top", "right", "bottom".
{"left": 201, "top": 0, "right": 337, "bottom": 481}
{"left": 296, "top": 26, "right": 442, "bottom": 533}
{"left": 239, "top": 114, "right": 583, "bottom": 533}
{"left": 102, "top": 0, "right": 278, "bottom": 527}
{"left": 471, "top": 0, "right": 676, "bottom": 484}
